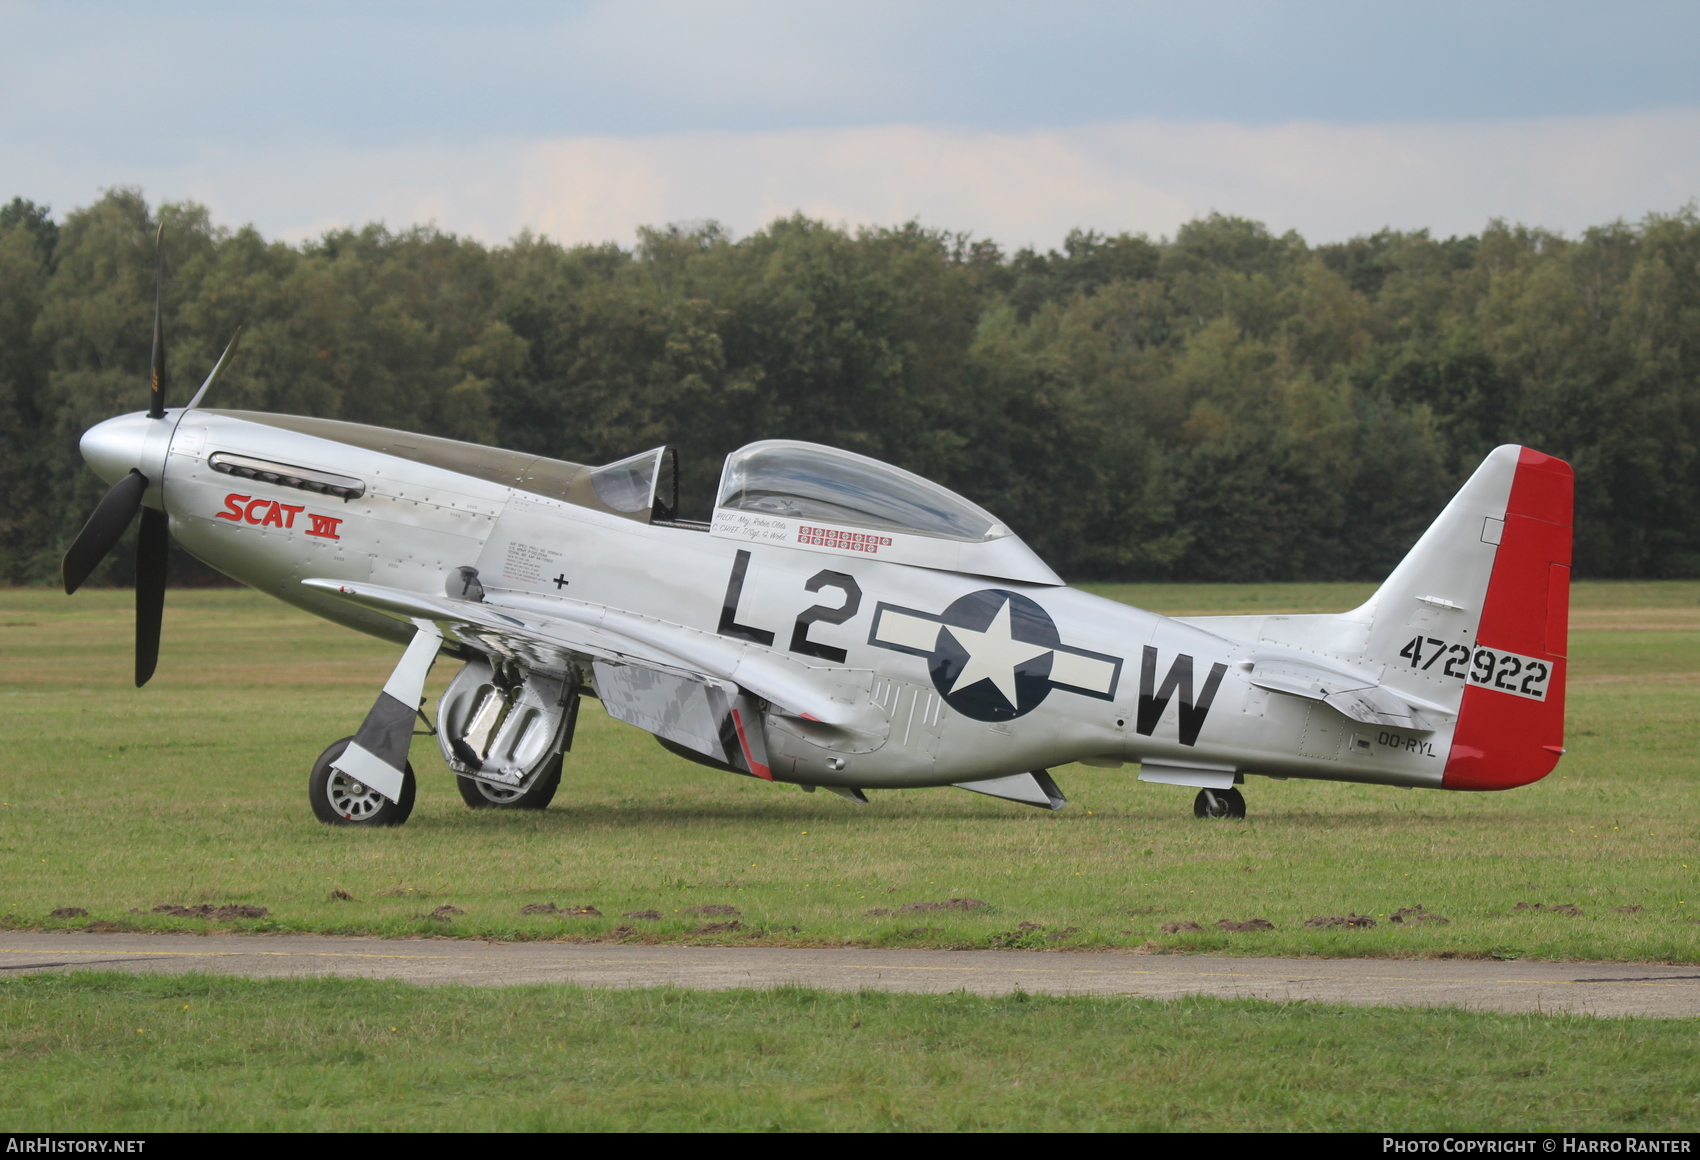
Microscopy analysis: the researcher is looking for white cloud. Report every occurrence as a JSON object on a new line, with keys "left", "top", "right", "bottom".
{"left": 18, "top": 110, "right": 1700, "bottom": 250}
{"left": 511, "top": 127, "right": 1196, "bottom": 250}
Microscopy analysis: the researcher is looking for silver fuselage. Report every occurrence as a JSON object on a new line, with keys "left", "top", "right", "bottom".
{"left": 82, "top": 407, "right": 1456, "bottom": 793}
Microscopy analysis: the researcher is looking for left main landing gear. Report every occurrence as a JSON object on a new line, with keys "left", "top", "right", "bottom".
{"left": 1193, "top": 787, "right": 1246, "bottom": 819}
{"left": 309, "top": 736, "right": 417, "bottom": 827}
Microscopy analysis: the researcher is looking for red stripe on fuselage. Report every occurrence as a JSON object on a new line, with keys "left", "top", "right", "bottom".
{"left": 1443, "top": 448, "right": 1573, "bottom": 791}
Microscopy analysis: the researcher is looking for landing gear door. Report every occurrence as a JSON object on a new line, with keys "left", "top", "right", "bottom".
{"left": 438, "top": 659, "right": 575, "bottom": 790}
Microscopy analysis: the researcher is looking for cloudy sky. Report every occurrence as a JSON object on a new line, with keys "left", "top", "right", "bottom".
{"left": 4, "top": 0, "right": 1698, "bottom": 249}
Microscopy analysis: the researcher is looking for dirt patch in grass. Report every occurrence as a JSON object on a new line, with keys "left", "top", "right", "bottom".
{"left": 517, "top": 903, "right": 603, "bottom": 917}
{"left": 49, "top": 907, "right": 88, "bottom": 918}
{"left": 1305, "top": 915, "right": 1376, "bottom": 929}
{"left": 900, "top": 899, "right": 987, "bottom": 913}
{"left": 683, "top": 905, "right": 740, "bottom": 917}
{"left": 151, "top": 904, "right": 269, "bottom": 920}
{"left": 622, "top": 910, "right": 662, "bottom": 921}
{"left": 1428, "top": 950, "right": 1500, "bottom": 960}
{"left": 1216, "top": 918, "right": 1276, "bottom": 932}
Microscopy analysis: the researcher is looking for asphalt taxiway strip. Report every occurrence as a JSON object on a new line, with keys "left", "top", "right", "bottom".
{"left": 2, "top": 933, "right": 1696, "bottom": 1018}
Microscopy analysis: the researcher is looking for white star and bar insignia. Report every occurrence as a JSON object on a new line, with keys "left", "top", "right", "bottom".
{"left": 868, "top": 591, "right": 1122, "bottom": 714}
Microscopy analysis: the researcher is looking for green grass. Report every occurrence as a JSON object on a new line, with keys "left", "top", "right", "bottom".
{"left": 2, "top": 971, "right": 1697, "bottom": 1131}
{"left": 1, "top": 582, "right": 1696, "bottom": 961}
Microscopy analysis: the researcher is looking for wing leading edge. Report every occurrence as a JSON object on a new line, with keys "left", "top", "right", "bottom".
{"left": 300, "top": 577, "right": 870, "bottom": 779}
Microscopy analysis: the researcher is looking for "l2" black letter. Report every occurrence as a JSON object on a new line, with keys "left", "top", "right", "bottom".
{"left": 717, "top": 549, "right": 775, "bottom": 645}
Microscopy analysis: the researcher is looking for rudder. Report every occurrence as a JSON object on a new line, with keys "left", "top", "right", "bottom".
{"left": 1443, "top": 448, "right": 1573, "bottom": 790}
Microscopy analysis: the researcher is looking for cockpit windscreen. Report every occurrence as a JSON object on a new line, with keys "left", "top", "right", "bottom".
{"left": 717, "top": 441, "right": 1006, "bottom": 542}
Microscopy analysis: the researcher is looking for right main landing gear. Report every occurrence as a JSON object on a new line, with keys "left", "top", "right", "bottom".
{"left": 456, "top": 753, "right": 563, "bottom": 810}
{"left": 1194, "top": 787, "right": 1246, "bottom": 819}
{"left": 439, "top": 658, "right": 575, "bottom": 813}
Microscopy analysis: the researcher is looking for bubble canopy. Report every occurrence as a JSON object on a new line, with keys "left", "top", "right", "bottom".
{"left": 716, "top": 440, "right": 1009, "bottom": 542}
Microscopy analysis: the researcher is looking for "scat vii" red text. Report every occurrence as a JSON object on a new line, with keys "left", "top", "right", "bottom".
{"left": 216, "top": 493, "right": 343, "bottom": 540}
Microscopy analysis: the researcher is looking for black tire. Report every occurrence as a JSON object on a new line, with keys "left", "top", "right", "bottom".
{"left": 456, "top": 752, "right": 562, "bottom": 810}
{"left": 1193, "top": 787, "right": 1246, "bottom": 819}
{"left": 309, "top": 736, "right": 416, "bottom": 826}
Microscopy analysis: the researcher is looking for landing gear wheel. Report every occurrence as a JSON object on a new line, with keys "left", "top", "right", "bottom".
{"left": 1193, "top": 787, "right": 1246, "bottom": 819}
{"left": 309, "top": 736, "right": 416, "bottom": 826}
{"left": 456, "top": 753, "right": 562, "bottom": 810}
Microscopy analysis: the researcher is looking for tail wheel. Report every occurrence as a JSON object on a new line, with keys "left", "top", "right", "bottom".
{"left": 309, "top": 736, "right": 416, "bottom": 827}
{"left": 457, "top": 753, "right": 562, "bottom": 811}
{"left": 1193, "top": 787, "right": 1246, "bottom": 819}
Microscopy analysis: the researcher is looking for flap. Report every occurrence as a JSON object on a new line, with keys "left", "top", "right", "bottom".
{"left": 593, "top": 660, "right": 771, "bottom": 780}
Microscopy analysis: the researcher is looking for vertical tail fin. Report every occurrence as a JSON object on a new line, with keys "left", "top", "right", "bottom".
{"left": 1442, "top": 448, "right": 1572, "bottom": 789}
{"left": 1361, "top": 446, "right": 1573, "bottom": 789}
{"left": 1158, "top": 444, "right": 1572, "bottom": 791}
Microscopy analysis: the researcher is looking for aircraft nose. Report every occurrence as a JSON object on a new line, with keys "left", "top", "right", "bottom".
{"left": 79, "top": 412, "right": 155, "bottom": 486}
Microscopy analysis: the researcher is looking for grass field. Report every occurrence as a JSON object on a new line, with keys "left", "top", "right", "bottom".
{"left": 0, "top": 581, "right": 1696, "bottom": 962}
{"left": 3, "top": 971, "right": 1698, "bottom": 1131}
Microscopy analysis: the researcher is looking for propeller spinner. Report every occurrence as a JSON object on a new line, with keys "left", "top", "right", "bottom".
{"left": 61, "top": 224, "right": 240, "bottom": 686}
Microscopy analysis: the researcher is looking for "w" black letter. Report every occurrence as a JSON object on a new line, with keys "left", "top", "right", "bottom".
{"left": 1136, "top": 647, "right": 1228, "bottom": 746}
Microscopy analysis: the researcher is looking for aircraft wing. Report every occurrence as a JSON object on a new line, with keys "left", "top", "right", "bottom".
{"left": 299, "top": 578, "right": 861, "bottom": 727}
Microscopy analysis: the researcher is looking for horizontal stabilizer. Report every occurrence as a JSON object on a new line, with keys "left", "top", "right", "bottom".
{"left": 953, "top": 770, "right": 1066, "bottom": 810}
{"left": 1249, "top": 663, "right": 1431, "bottom": 731}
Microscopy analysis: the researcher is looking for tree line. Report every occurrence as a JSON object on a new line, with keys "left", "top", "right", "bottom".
{"left": 2, "top": 189, "right": 1697, "bottom": 585}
